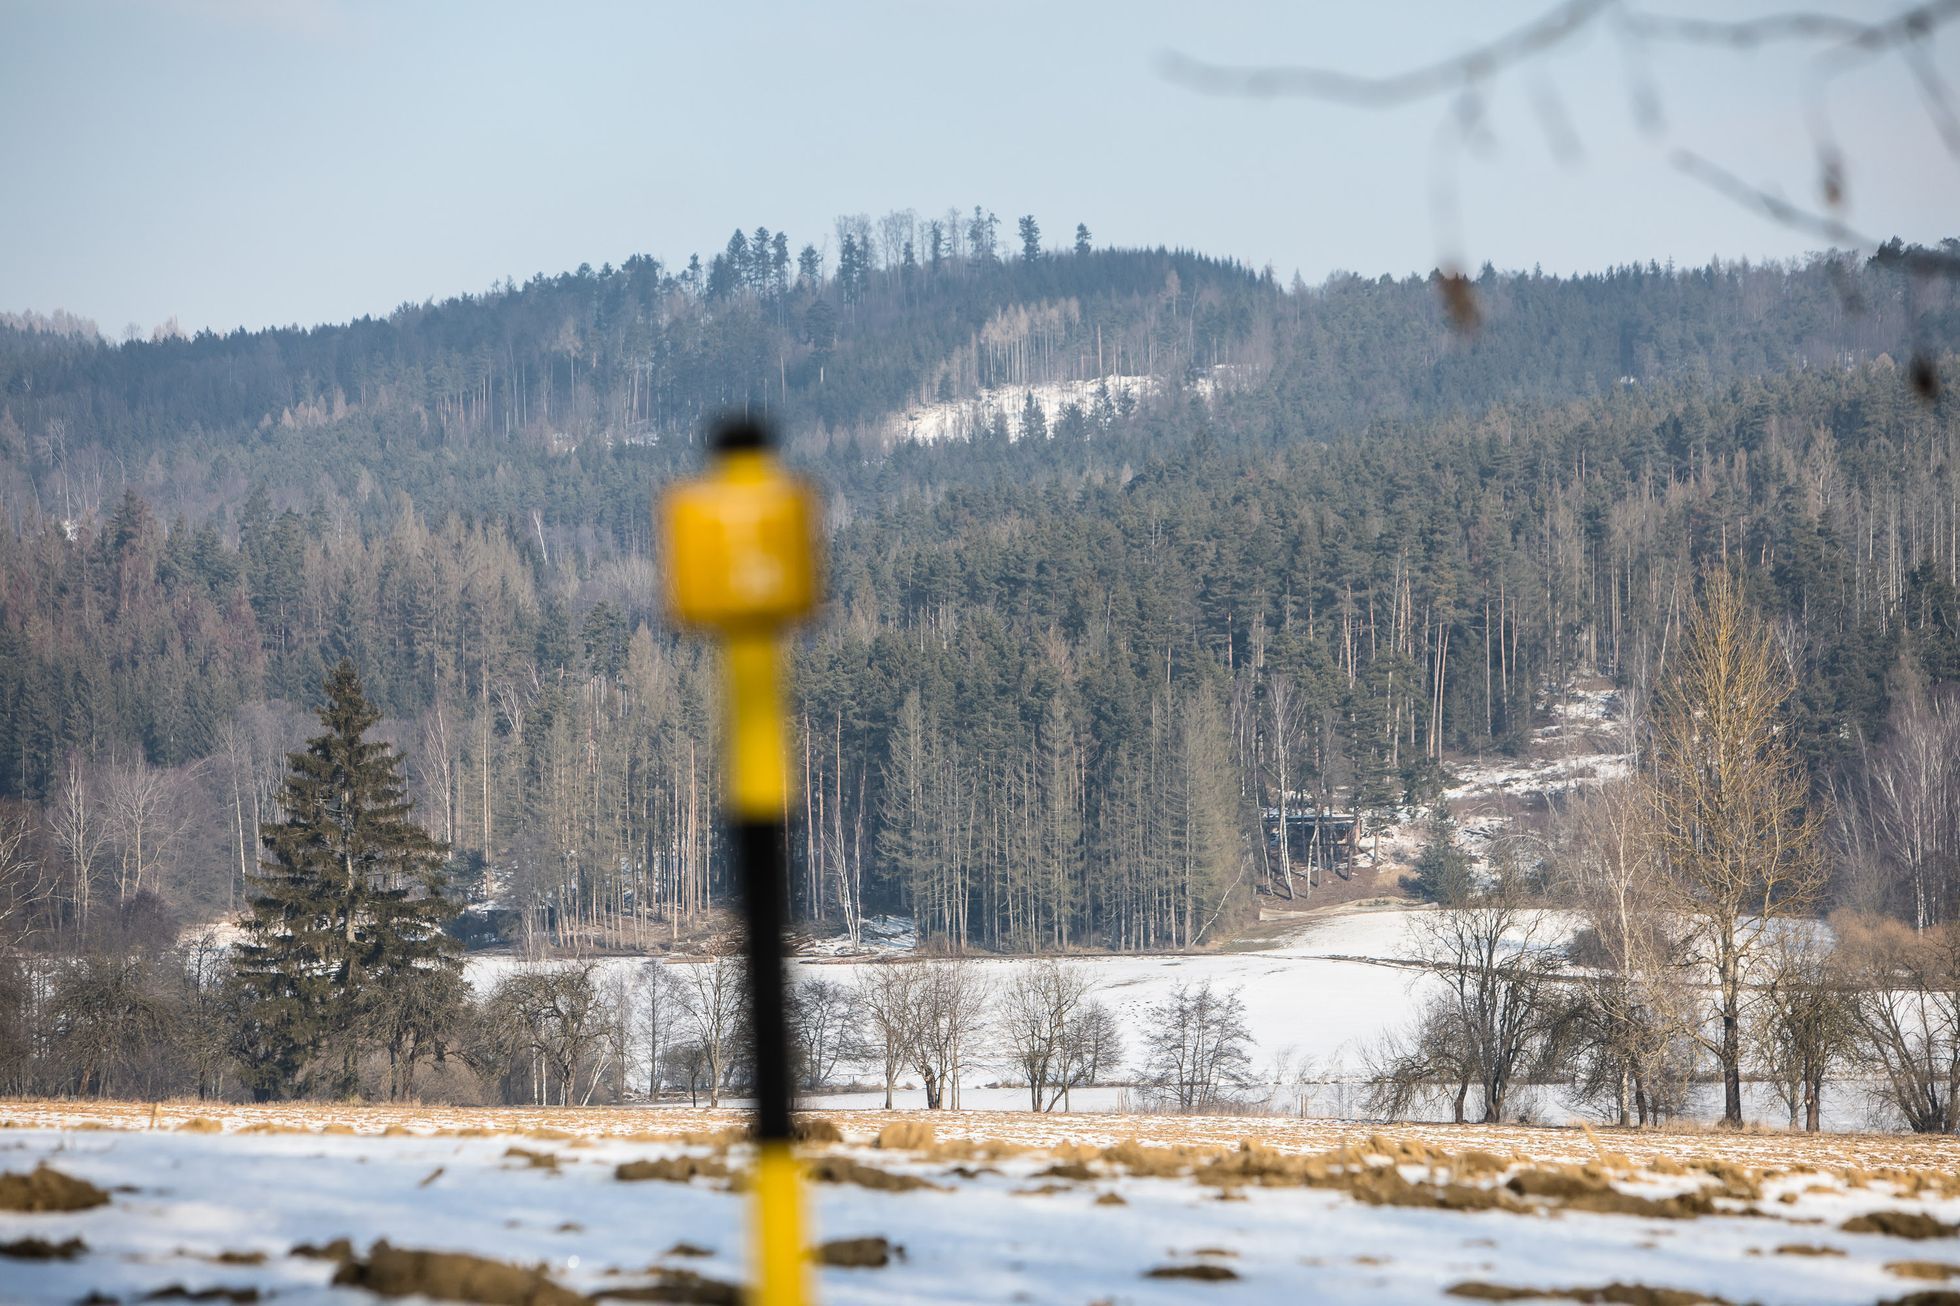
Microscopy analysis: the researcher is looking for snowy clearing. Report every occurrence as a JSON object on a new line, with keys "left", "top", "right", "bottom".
{"left": 4, "top": 1104, "right": 1959, "bottom": 1305}
{"left": 467, "top": 902, "right": 1895, "bottom": 1130}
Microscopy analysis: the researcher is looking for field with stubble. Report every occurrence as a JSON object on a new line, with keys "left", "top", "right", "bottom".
{"left": 4, "top": 1100, "right": 1960, "bottom": 1305}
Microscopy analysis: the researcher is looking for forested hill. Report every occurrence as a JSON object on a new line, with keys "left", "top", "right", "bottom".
{"left": 2, "top": 228, "right": 1951, "bottom": 528}
{"left": 0, "top": 221, "right": 1957, "bottom": 956}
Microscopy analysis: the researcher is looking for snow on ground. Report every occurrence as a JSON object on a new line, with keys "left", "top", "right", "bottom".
{"left": 4, "top": 1109, "right": 1959, "bottom": 1305}
{"left": 1368, "top": 680, "right": 1633, "bottom": 878}
{"left": 885, "top": 374, "right": 1158, "bottom": 445}
{"left": 465, "top": 905, "right": 1439, "bottom": 1112}
{"left": 466, "top": 905, "right": 1890, "bottom": 1130}
{"left": 798, "top": 915, "right": 919, "bottom": 959}
{"left": 883, "top": 365, "right": 1247, "bottom": 446}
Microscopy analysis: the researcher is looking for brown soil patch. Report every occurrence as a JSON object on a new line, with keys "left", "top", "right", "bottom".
{"left": 1145, "top": 1263, "right": 1239, "bottom": 1281}
{"left": 1100, "top": 1139, "right": 1193, "bottom": 1177}
{"left": 1504, "top": 1169, "right": 1715, "bottom": 1220}
{"left": 615, "top": 1156, "right": 730, "bottom": 1185}
{"left": 0, "top": 1163, "right": 110, "bottom": 1212}
{"left": 1094, "top": 1191, "right": 1127, "bottom": 1205}
{"left": 663, "top": 1242, "right": 713, "bottom": 1259}
{"left": 1891, "top": 1263, "right": 1960, "bottom": 1281}
{"left": 504, "top": 1147, "right": 562, "bottom": 1170}
{"left": 804, "top": 1156, "right": 941, "bottom": 1193}
{"left": 331, "top": 1240, "right": 588, "bottom": 1305}
{"left": 595, "top": 1269, "right": 741, "bottom": 1304}
{"left": 141, "top": 1289, "right": 261, "bottom": 1303}
{"left": 813, "top": 1236, "right": 898, "bottom": 1267}
{"left": 0, "top": 1234, "right": 86, "bottom": 1259}
{"left": 1845, "top": 1211, "right": 1960, "bottom": 1239}
{"left": 1773, "top": 1244, "right": 1845, "bottom": 1256}
{"left": 1446, "top": 1285, "right": 1729, "bottom": 1304}
{"left": 291, "top": 1237, "right": 355, "bottom": 1263}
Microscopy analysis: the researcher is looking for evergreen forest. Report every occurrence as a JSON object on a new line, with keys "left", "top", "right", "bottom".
{"left": 1, "top": 213, "right": 1957, "bottom": 963}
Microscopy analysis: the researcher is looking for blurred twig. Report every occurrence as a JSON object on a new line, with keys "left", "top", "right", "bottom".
{"left": 1163, "top": 0, "right": 1960, "bottom": 384}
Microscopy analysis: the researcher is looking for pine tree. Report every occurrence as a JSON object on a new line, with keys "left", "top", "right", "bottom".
{"left": 232, "top": 659, "right": 459, "bottom": 1100}
{"left": 1408, "top": 809, "right": 1473, "bottom": 904}
{"left": 1018, "top": 215, "right": 1042, "bottom": 263}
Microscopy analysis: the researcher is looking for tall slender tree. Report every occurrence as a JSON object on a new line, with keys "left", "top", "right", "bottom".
{"left": 1649, "top": 571, "right": 1824, "bottom": 1127}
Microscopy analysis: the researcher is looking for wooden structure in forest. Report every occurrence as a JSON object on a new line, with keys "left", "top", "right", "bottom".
{"left": 1261, "top": 807, "right": 1360, "bottom": 889}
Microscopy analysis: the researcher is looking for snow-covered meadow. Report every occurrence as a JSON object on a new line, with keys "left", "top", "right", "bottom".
{"left": 5, "top": 1104, "right": 1960, "bottom": 1305}
{"left": 467, "top": 905, "right": 1440, "bottom": 1115}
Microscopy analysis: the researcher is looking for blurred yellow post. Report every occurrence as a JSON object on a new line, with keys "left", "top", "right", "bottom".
{"left": 660, "top": 416, "right": 821, "bottom": 1306}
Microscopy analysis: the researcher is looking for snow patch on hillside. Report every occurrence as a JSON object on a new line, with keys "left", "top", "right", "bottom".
{"left": 885, "top": 366, "right": 1248, "bottom": 446}
{"left": 885, "top": 374, "right": 1155, "bottom": 445}
{"left": 1369, "top": 681, "right": 1633, "bottom": 877}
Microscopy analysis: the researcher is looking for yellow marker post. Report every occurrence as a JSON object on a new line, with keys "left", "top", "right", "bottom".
{"left": 660, "top": 415, "right": 821, "bottom": 1306}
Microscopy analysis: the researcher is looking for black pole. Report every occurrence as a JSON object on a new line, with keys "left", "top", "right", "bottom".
{"left": 736, "top": 819, "right": 793, "bottom": 1142}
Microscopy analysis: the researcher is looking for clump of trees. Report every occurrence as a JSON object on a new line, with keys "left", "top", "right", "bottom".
{"left": 1372, "top": 571, "right": 1960, "bottom": 1134}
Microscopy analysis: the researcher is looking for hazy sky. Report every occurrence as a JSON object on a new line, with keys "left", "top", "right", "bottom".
{"left": 3, "top": 0, "right": 1956, "bottom": 335}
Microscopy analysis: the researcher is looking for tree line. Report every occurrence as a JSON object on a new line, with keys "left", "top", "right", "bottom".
{"left": 1380, "top": 570, "right": 1960, "bottom": 1133}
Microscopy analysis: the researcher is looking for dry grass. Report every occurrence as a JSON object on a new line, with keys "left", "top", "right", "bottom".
{"left": 8, "top": 1098, "right": 1960, "bottom": 1214}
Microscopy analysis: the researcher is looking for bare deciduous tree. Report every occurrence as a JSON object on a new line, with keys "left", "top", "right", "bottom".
{"left": 637, "top": 960, "right": 678, "bottom": 1099}
{"left": 1410, "top": 872, "right": 1571, "bottom": 1124}
{"left": 48, "top": 754, "right": 108, "bottom": 928}
{"left": 1836, "top": 913, "right": 1960, "bottom": 1133}
{"left": 1649, "top": 569, "right": 1825, "bottom": 1127}
{"left": 1838, "top": 682, "right": 1960, "bottom": 929}
{"left": 855, "top": 963, "right": 918, "bottom": 1109}
{"left": 909, "top": 959, "right": 991, "bottom": 1111}
{"left": 1753, "top": 927, "right": 1855, "bottom": 1132}
{"left": 101, "top": 756, "right": 195, "bottom": 906}
{"left": 788, "top": 976, "right": 862, "bottom": 1093}
{"left": 481, "top": 962, "right": 609, "bottom": 1106}
{"left": 1367, "top": 992, "right": 1477, "bottom": 1122}
{"left": 675, "top": 954, "right": 746, "bottom": 1108}
{"left": 1070, "top": 1000, "right": 1124, "bottom": 1094}
{"left": 997, "top": 960, "right": 1096, "bottom": 1111}
{"left": 1558, "top": 779, "right": 1691, "bottom": 1126}
{"left": 1140, "top": 980, "right": 1255, "bottom": 1112}
{"left": 0, "top": 809, "right": 54, "bottom": 952}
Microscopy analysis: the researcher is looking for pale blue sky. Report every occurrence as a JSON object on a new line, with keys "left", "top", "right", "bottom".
{"left": 2, "top": 0, "right": 1955, "bottom": 334}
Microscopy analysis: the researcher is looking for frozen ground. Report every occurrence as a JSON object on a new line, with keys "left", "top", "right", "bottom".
{"left": 466, "top": 905, "right": 1440, "bottom": 1115}
{"left": 4, "top": 1105, "right": 1960, "bottom": 1305}
{"left": 1367, "top": 680, "right": 1632, "bottom": 877}
{"left": 466, "top": 904, "right": 1891, "bottom": 1130}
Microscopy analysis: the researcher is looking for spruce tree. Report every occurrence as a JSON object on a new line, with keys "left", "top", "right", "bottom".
{"left": 1408, "top": 810, "right": 1474, "bottom": 905}
{"left": 232, "top": 659, "right": 459, "bottom": 1100}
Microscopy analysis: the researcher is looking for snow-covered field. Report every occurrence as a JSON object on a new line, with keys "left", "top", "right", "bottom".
{"left": 468, "top": 905, "right": 1439, "bottom": 1113}
{"left": 468, "top": 903, "right": 1893, "bottom": 1131}
{"left": 5, "top": 1104, "right": 1960, "bottom": 1305}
